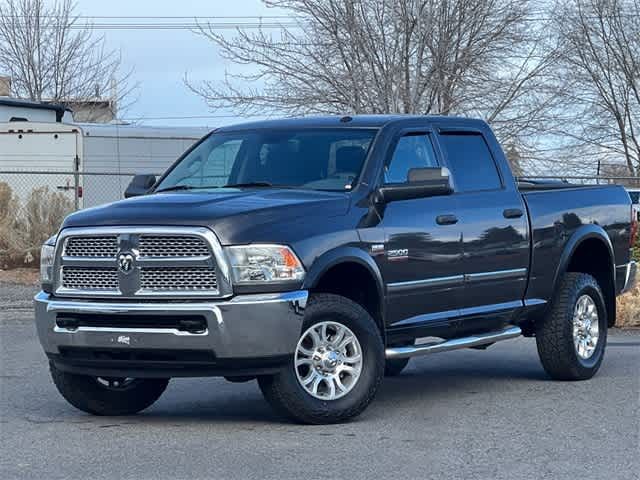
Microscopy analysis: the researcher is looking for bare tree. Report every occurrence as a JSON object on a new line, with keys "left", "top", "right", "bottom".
{"left": 548, "top": 0, "right": 640, "bottom": 177}
{"left": 0, "top": 0, "right": 135, "bottom": 119}
{"left": 188, "top": 0, "right": 557, "bottom": 159}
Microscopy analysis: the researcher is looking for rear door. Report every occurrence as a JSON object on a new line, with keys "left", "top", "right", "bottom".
{"left": 434, "top": 127, "right": 529, "bottom": 332}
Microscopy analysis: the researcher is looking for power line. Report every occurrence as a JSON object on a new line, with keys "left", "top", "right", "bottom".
{"left": 3, "top": 12, "right": 638, "bottom": 31}
{"left": 121, "top": 114, "right": 269, "bottom": 120}
{"left": 3, "top": 15, "right": 299, "bottom": 19}
{"left": 2, "top": 21, "right": 301, "bottom": 30}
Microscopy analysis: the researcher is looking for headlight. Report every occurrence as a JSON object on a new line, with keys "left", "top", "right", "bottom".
{"left": 224, "top": 245, "right": 305, "bottom": 284}
{"left": 40, "top": 237, "right": 56, "bottom": 285}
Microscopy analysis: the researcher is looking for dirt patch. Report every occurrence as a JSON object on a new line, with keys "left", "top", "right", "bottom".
{"left": 0, "top": 268, "right": 39, "bottom": 286}
{"left": 617, "top": 284, "right": 640, "bottom": 328}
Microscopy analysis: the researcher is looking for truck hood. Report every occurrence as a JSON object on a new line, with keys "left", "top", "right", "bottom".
{"left": 61, "top": 188, "right": 351, "bottom": 244}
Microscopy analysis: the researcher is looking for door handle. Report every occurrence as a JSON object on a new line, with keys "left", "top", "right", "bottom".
{"left": 436, "top": 214, "right": 459, "bottom": 226}
{"left": 503, "top": 208, "right": 524, "bottom": 219}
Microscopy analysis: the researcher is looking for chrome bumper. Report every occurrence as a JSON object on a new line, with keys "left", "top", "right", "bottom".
{"left": 34, "top": 290, "right": 307, "bottom": 361}
{"left": 621, "top": 261, "right": 637, "bottom": 294}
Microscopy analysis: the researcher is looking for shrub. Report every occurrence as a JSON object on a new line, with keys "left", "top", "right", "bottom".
{"left": 0, "top": 186, "right": 72, "bottom": 268}
{"left": 617, "top": 283, "right": 640, "bottom": 327}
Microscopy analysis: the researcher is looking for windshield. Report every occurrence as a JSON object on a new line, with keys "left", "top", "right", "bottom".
{"left": 155, "top": 128, "right": 377, "bottom": 192}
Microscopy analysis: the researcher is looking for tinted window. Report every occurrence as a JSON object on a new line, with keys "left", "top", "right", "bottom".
{"left": 384, "top": 134, "right": 438, "bottom": 184}
{"left": 157, "top": 129, "right": 376, "bottom": 192}
{"left": 629, "top": 191, "right": 640, "bottom": 204}
{"left": 438, "top": 133, "right": 501, "bottom": 192}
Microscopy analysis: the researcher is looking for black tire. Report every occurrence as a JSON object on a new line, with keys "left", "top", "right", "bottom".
{"left": 385, "top": 358, "right": 410, "bottom": 377}
{"left": 258, "top": 294, "right": 384, "bottom": 424}
{"left": 50, "top": 363, "right": 169, "bottom": 415}
{"left": 535, "top": 272, "right": 608, "bottom": 381}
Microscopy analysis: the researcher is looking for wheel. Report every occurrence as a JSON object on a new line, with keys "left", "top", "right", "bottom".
{"left": 535, "top": 272, "right": 608, "bottom": 381}
{"left": 258, "top": 294, "right": 384, "bottom": 424}
{"left": 385, "top": 358, "right": 410, "bottom": 376}
{"left": 50, "top": 363, "right": 169, "bottom": 415}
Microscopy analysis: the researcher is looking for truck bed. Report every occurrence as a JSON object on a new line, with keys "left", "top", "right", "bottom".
{"left": 520, "top": 183, "right": 633, "bottom": 313}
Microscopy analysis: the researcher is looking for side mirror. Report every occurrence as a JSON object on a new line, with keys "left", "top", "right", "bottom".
{"left": 375, "top": 167, "right": 453, "bottom": 204}
{"left": 124, "top": 174, "right": 157, "bottom": 198}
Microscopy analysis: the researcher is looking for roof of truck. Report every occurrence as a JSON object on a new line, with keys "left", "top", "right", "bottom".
{"left": 215, "top": 114, "right": 487, "bottom": 132}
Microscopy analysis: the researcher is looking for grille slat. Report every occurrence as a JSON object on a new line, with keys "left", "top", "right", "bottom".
{"left": 62, "top": 267, "right": 119, "bottom": 290}
{"left": 140, "top": 267, "right": 217, "bottom": 291}
{"left": 138, "top": 236, "right": 210, "bottom": 257}
{"left": 65, "top": 236, "right": 118, "bottom": 258}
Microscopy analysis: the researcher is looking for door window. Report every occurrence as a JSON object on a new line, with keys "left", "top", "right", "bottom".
{"left": 384, "top": 134, "right": 438, "bottom": 184}
{"left": 438, "top": 133, "right": 501, "bottom": 192}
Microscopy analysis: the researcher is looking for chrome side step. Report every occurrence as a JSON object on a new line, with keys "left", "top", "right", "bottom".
{"left": 385, "top": 326, "right": 522, "bottom": 360}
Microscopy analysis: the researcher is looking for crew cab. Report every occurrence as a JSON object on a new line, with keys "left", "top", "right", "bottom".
{"left": 35, "top": 115, "right": 638, "bottom": 424}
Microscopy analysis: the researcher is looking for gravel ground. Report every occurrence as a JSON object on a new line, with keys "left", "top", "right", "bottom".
{"left": 0, "top": 282, "right": 38, "bottom": 310}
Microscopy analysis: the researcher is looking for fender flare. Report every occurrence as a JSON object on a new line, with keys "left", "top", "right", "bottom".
{"left": 551, "top": 224, "right": 616, "bottom": 324}
{"left": 302, "top": 246, "right": 386, "bottom": 324}
{"left": 553, "top": 224, "right": 615, "bottom": 289}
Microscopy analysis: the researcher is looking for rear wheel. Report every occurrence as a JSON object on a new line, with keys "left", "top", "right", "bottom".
{"left": 258, "top": 294, "right": 384, "bottom": 424}
{"left": 535, "top": 272, "right": 607, "bottom": 381}
{"left": 50, "top": 363, "right": 169, "bottom": 415}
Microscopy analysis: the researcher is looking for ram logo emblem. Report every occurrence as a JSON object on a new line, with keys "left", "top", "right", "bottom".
{"left": 117, "top": 252, "right": 135, "bottom": 274}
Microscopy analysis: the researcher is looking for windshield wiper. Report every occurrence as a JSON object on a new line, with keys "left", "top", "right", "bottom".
{"left": 154, "top": 185, "right": 197, "bottom": 193}
{"left": 223, "top": 181, "right": 274, "bottom": 188}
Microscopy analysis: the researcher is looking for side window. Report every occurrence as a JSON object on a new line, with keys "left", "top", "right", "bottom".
{"left": 438, "top": 132, "right": 501, "bottom": 192}
{"left": 384, "top": 134, "right": 438, "bottom": 184}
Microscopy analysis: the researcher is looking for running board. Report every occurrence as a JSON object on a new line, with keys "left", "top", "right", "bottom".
{"left": 385, "top": 326, "right": 522, "bottom": 360}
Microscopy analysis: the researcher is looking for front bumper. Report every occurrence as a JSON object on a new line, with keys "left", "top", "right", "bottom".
{"left": 34, "top": 290, "right": 307, "bottom": 377}
{"left": 621, "top": 261, "right": 637, "bottom": 294}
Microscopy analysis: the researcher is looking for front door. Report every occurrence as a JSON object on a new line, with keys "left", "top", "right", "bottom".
{"left": 378, "top": 131, "right": 464, "bottom": 335}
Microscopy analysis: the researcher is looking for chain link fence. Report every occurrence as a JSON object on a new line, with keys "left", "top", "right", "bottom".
{"left": 0, "top": 170, "right": 160, "bottom": 268}
{"left": 1, "top": 170, "right": 639, "bottom": 269}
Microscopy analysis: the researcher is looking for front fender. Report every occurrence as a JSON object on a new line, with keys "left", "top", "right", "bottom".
{"left": 302, "top": 246, "right": 385, "bottom": 302}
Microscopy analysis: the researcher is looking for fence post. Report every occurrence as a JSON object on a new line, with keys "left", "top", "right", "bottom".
{"left": 73, "top": 155, "right": 80, "bottom": 211}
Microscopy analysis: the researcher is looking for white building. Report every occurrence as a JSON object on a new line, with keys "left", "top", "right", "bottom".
{"left": 0, "top": 98, "right": 209, "bottom": 208}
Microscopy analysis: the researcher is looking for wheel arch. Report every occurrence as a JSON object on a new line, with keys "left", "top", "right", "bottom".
{"left": 553, "top": 225, "right": 616, "bottom": 327}
{"left": 303, "top": 247, "right": 386, "bottom": 340}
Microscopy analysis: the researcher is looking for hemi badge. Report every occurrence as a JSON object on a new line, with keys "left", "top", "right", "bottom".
{"left": 371, "top": 244, "right": 385, "bottom": 256}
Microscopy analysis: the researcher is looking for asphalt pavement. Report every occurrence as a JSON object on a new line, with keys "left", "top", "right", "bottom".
{"left": 1, "top": 288, "right": 638, "bottom": 480}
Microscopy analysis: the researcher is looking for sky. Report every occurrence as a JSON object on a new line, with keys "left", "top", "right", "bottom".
{"left": 68, "top": 0, "right": 286, "bottom": 128}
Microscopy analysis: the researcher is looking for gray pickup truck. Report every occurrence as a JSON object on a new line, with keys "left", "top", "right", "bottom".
{"left": 35, "top": 115, "right": 637, "bottom": 424}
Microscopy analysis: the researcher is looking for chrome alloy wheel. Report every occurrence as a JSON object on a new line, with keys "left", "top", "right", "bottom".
{"left": 572, "top": 294, "right": 600, "bottom": 360}
{"left": 294, "top": 321, "right": 363, "bottom": 400}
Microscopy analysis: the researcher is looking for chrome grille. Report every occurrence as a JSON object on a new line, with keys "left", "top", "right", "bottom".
{"left": 54, "top": 228, "right": 227, "bottom": 298}
{"left": 65, "top": 236, "right": 118, "bottom": 258}
{"left": 62, "top": 267, "right": 118, "bottom": 290}
{"left": 140, "top": 267, "right": 217, "bottom": 291}
{"left": 138, "top": 236, "right": 210, "bottom": 257}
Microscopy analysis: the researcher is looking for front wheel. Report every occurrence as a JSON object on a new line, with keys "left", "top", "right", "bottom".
{"left": 535, "top": 272, "right": 608, "bottom": 381}
{"left": 50, "top": 363, "right": 169, "bottom": 415}
{"left": 258, "top": 294, "right": 384, "bottom": 424}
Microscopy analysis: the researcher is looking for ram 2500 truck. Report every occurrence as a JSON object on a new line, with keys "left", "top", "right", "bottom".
{"left": 35, "top": 115, "right": 637, "bottom": 424}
